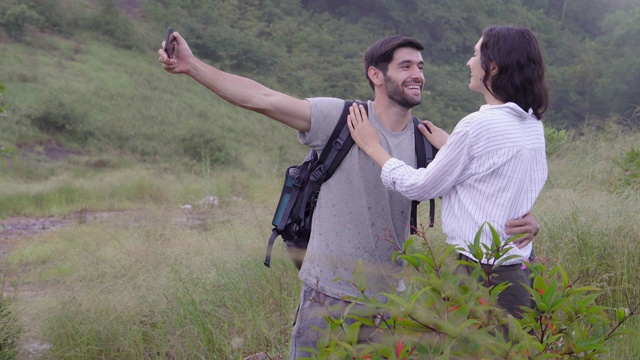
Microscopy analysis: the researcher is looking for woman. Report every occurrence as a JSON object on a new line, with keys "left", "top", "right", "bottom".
{"left": 347, "top": 25, "right": 549, "bottom": 318}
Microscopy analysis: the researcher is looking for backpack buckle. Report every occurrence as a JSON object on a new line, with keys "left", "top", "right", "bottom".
{"left": 310, "top": 165, "right": 325, "bottom": 182}
{"left": 293, "top": 175, "right": 304, "bottom": 188}
{"left": 332, "top": 138, "right": 344, "bottom": 150}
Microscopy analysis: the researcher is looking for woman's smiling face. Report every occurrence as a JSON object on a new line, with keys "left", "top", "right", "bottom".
{"left": 466, "top": 37, "right": 487, "bottom": 95}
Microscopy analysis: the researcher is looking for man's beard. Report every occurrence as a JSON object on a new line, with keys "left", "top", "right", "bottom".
{"left": 384, "top": 77, "right": 422, "bottom": 109}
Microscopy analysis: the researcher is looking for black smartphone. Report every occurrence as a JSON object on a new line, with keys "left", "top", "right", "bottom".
{"left": 164, "top": 27, "right": 175, "bottom": 58}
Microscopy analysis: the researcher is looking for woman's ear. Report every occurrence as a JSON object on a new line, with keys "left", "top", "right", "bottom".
{"left": 490, "top": 62, "right": 499, "bottom": 77}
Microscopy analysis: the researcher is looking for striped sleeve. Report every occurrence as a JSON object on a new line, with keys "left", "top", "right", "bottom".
{"left": 380, "top": 127, "right": 473, "bottom": 201}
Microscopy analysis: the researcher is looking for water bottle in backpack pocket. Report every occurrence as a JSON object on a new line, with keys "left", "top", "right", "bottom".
{"left": 271, "top": 166, "right": 298, "bottom": 228}
{"left": 265, "top": 151, "right": 321, "bottom": 270}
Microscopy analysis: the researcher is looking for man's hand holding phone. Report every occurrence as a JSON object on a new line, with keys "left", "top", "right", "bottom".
{"left": 159, "top": 28, "right": 197, "bottom": 75}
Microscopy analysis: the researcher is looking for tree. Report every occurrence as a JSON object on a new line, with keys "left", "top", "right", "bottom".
{"left": 1, "top": 2, "right": 43, "bottom": 39}
{"left": 594, "top": 8, "right": 640, "bottom": 119}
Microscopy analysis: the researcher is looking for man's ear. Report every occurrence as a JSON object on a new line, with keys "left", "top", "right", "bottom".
{"left": 368, "top": 66, "right": 384, "bottom": 87}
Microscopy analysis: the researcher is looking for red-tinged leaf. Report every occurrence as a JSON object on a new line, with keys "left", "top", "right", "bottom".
{"left": 537, "top": 289, "right": 545, "bottom": 295}
{"left": 450, "top": 305, "right": 461, "bottom": 312}
{"left": 396, "top": 340, "right": 404, "bottom": 358}
{"left": 547, "top": 323, "right": 556, "bottom": 334}
{"left": 478, "top": 298, "right": 490, "bottom": 306}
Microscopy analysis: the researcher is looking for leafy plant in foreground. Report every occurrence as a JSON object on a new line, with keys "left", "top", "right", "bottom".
{"left": 306, "top": 224, "right": 639, "bottom": 359}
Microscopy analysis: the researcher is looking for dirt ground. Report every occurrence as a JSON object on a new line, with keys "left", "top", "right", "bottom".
{"left": 0, "top": 212, "right": 117, "bottom": 258}
{"left": 1, "top": 216, "right": 70, "bottom": 255}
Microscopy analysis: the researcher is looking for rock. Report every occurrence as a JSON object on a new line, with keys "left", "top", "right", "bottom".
{"left": 243, "top": 352, "right": 270, "bottom": 360}
{"left": 196, "top": 195, "right": 219, "bottom": 207}
{"left": 231, "top": 337, "right": 244, "bottom": 350}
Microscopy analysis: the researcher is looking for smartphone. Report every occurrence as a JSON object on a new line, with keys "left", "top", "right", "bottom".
{"left": 164, "top": 27, "right": 175, "bottom": 58}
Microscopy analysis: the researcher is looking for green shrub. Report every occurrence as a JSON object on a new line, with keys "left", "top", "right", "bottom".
{"left": 29, "top": 0, "right": 71, "bottom": 35}
{"left": 309, "top": 224, "right": 639, "bottom": 359}
{"left": 0, "top": 83, "right": 5, "bottom": 114}
{"left": 180, "top": 130, "right": 233, "bottom": 168}
{"left": 614, "top": 147, "right": 640, "bottom": 190}
{"left": 1, "top": 3, "right": 44, "bottom": 39}
{"left": 0, "top": 146, "right": 16, "bottom": 162}
{"left": 545, "top": 126, "right": 570, "bottom": 157}
{"left": 0, "top": 84, "right": 17, "bottom": 163}
{"left": 0, "top": 0, "right": 74, "bottom": 39}
{"left": 28, "top": 100, "right": 94, "bottom": 146}
{"left": 88, "top": 0, "right": 138, "bottom": 50}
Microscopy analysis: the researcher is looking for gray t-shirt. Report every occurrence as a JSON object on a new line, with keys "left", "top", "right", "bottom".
{"left": 298, "top": 97, "right": 417, "bottom": 300}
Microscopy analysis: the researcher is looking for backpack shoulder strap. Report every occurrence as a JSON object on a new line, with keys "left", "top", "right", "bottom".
{"left": 317, "top": 100, "right": 366, "bottom": 180}
{"left": 298, "top": 100, "right": 361, "bottom": 228}
{"left": 411, "top": 117, "right": 437, "bottom": 231}
{"left": 413, "top": 116, "right": 436, "bottom": 165}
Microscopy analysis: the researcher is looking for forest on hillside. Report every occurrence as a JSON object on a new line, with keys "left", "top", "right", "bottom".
{"left": 1, "top": 0, "right": 639, "bottom": 131}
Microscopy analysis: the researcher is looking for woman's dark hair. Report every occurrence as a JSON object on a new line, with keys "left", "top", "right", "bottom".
{"left": 364, "top": 35, "right": 424, "bottom": 91}
{"left": 480, "top": 25, "right": 549, "bottom": 119}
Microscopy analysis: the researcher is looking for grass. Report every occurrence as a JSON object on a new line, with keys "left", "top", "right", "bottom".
{"left": 0, "top": 32, "right": 305, "bottom": 170}
{"left": 530, "top": 129, "right": 640, "bottom": 358}
{"left": 0, "top": 128, "right": 638, "bottom": 359}
{"left": 4, "top": 200, "right": 300, "bottom": 359}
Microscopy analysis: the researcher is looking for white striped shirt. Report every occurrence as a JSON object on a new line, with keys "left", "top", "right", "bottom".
{"left": 381, "top": 102, "right": 548, "bottom": 265}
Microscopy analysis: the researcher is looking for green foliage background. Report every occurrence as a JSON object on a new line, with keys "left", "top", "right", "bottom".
{"left": 1, "top": 0, "right": 639, "bottom": 166}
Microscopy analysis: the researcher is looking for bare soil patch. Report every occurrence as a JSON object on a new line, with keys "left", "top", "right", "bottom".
{"left": 1, "top": 216, "right": 68, "bottom": 255}
{"left": 0, "top": 212, "right": 116, "bottom": 257}
{"left": 15, "top": 139, "right": 83, "bottom": 162}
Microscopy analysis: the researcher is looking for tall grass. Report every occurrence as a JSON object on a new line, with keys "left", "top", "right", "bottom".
{"left": 0, "top": 127, "right": 638, "bottom": 359}
{"left": 536, "top": 128, "right": 640, "bottom": 294}
{"left": 531, "top": 128, "right": 640, "bottom": 358}
{"left": 5, "top": 200, "right": 300, "bottom": 359}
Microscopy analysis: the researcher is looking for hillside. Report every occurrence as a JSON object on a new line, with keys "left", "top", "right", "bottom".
{"left": 1, "top": 0, "right": 639, "bottom": 168}
{"left": 0, "top": 0, "right": 638, "bottom": 211}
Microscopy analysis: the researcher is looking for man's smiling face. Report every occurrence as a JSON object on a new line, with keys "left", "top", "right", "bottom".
{"left": 382, "top": 47, "right": 424, "bottom": 109}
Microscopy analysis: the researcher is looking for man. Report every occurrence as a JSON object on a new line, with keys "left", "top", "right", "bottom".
{"left": 158, "top": 33, "right": 539, "bottom": 359}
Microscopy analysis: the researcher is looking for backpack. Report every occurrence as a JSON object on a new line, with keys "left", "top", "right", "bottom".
{"left": 263, "top": 100, "right": 438, "bottom": 270}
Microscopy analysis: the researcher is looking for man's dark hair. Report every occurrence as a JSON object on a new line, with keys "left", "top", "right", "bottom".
{"left": 364, "top": 35, "right": 424, "bottom": 91}
{"left": 480, "top": 25, "right": 549, "bottom": 119}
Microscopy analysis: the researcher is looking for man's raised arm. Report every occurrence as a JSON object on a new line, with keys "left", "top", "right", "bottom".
{"left": 158, "top": 31, "right": 311, "bottom": 132}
